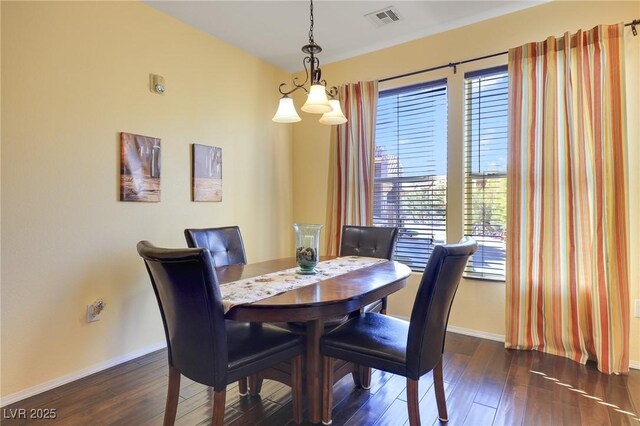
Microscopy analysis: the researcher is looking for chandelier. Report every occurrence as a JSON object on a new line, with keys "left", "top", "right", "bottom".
{"left": 272, "top": 0, "right": 347, "bottom": 125}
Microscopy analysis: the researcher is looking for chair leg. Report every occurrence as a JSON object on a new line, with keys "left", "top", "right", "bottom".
{"left": 238, "top": 378, "right": 248, "bottom": 396}
{"left": 292, "top": 355, "right": 303, "bottom": 424}
{"left": 163, "top": 366, "right": 181, "bottom": 426}
{"left": 433, "top": 357, "right": 448, "bottom": 422}
{"left": 249, "top": 374, "right": 263, "bottom": 396}
{"left": 407, "top": 378, "right": 421, "bottom": 426}
{"left": 322, "top": 356, "right": 334, "bottom": 425}
{"left": 351, "top": 364, "right": 363, "bottom": 388}
{"left": 212, "top": 388, "right": 226, "bottom": 426}
{"left": 360, "top": 366, "right": 372, "bottom": 389}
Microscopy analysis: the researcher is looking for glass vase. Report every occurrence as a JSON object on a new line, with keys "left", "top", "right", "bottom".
{"left": 293, "top": 223, "right": 323, "bottom": 274}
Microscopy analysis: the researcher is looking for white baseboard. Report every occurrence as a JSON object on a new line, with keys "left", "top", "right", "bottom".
{"left": 391, "top": 316, "right": 506, "bottom": 343}
{"left": 392, "top": 316, "right": 639, "bottom": 370}
{"left": 445, "top": 324, "right": 506, "bottom": 343}
{"left": 0, "top": 341, "right": 166, "bottom": 407}
{"left": 444, "top": 325, "right": 640, "bottom": 370}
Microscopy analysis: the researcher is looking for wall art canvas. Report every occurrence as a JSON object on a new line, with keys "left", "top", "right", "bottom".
{"left": 120, "top": 132, "right": 161, "bottom": 202}
{"left": 192, "top": 144, "right": 222, "bottom": 202}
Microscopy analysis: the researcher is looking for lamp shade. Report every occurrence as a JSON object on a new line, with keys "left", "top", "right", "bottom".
{"left": 272, "top": 97, "right": 302, "bottom": 123}
{"left": 319, "top": 99, "right": 347, "bottom": 125}
{"left": 301, "top": 84, "right": 332, "bottom": 113}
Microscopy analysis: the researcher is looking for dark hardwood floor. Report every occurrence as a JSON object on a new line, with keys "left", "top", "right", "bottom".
{"left": 2, "top": 332, "right": 639, "bottom": 425}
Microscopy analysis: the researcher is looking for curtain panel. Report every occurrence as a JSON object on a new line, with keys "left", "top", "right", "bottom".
{"left": 326, "top": 81, "right": 379, "bottom": 256}
{"left": 506, "top": 24, "right": 629, "bottom": 373}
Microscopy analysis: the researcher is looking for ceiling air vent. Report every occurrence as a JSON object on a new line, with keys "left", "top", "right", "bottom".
{"left": 365, "top": 6, "right": 402, "bottom": 28}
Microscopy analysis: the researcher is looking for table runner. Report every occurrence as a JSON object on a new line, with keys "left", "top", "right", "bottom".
{"left": 220, "top": 256, "right": 388, "bottom": 313}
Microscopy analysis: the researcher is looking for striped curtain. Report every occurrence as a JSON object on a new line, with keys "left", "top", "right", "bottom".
{"left": 326, "top": 81, "right": 378, "bottom": 255}
{"left": 506, "top": 24, "right": 629, "bottom": 374}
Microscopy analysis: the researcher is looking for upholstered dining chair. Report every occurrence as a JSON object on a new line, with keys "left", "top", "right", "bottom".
{"left": 321, "top": 237, "right": 477, "bottom": 426}
{"left": 184, "top": 226, "right": 247, "bottom": 267}
{"left": 184, "top": 225, "right": 250, "bottom": 395}
{"left": 137, "top": 241, "right": 303, "bottom": 426}
{"left": 339, "top": 225, "right": 398, "bottom": 314}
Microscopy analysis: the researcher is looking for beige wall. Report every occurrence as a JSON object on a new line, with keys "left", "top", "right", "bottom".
{"left": 1, "top": 1, "right": 293, "bottom": 398}
{"left": 291, "top": 1, "right": 640, "bottom": 362}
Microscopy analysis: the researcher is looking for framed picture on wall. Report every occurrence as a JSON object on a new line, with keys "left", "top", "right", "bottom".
{"left": 192, "top": 144, "right": 222, "bottom": 202}
{"left": 120, "top": 132, "right": 161, "bottom": 202}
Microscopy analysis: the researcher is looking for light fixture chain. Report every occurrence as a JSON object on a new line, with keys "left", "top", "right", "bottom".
{"left": 308, "top": 0, "right": 314, "bottom": 43}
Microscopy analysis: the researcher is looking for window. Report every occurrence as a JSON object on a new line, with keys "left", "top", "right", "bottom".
{"left": 463, "top": 66, "right": 508, "bottom": 280}
{"left": 374, "top": 80, "right": 448, "bottom": 271}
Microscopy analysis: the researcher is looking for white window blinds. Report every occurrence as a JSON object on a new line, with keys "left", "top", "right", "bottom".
{"left": 463, "top": 66, "right": 508, "bottom": 280}
{"left": 374, "top": 79, "right": 448, "bottom": 272}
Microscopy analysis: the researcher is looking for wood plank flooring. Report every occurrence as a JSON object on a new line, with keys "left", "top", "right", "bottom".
{"left": 2, "top": 332, "right": 639, "bottom": 425}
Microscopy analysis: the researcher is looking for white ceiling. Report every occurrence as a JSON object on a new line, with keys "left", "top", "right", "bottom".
{"left": 144, "top": 1, "right": 546, "bottom": 73}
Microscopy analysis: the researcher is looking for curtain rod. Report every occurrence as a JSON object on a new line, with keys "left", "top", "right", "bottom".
{"left": 380, "top": 18, "right": 639, "bottom": 83}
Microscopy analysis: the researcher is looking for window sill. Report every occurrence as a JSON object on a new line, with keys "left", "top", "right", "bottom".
{"left": 463, "top": 274, "right": 505, "bottom": 283}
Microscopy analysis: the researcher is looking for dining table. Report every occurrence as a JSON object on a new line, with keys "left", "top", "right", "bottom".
{"left": 217, "top": 256, "right": 412, "bottom": 424}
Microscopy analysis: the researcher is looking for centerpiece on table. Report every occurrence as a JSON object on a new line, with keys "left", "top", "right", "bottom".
{"left": 293, "top": 223, "right": 323, "bottom": 274}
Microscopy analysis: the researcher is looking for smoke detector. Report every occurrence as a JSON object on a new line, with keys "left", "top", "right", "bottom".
{"left": 365, "top": 6, "right": 402, "bottom": 28}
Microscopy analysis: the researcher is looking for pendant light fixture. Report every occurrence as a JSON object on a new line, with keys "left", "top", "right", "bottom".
{"left": 272, "top": 0, "right": 347, "bottom": 125}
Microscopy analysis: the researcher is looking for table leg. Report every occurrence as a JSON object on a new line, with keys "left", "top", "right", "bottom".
{"left": 306, "top": 319, "right": 323, "bottom": 424}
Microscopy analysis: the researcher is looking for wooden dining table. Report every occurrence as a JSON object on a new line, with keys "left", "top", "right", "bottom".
{"left": 217, "top": 257, "right": 412, "bottom": 424}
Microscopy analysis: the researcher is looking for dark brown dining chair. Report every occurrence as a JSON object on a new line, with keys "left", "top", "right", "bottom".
{"left": 184, "top": 226, "right": 247, "bottom": 267}
{"left": 184, "top": 226, "right": 251, "bottom": 394}
{"left": 137, "top": 241, "right": 303, "bottom": 426}
{"left": 321, "top": 237, "right": 477, "bottom": 425}
{"left": 339, "top": 225, "right": 398, "bottom": 314}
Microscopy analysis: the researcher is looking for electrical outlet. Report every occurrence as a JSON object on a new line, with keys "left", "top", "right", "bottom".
{"left": 87, "top": 304, "right": 100, "bottom": 322}
{"left": 635, "top": 299, "right": 640, "bottom": 318}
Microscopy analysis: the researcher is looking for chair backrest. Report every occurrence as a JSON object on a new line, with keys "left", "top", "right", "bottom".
{"left": 406, "top": 237, "right": 477, "bottom": 378}
{"left": 339, "top": 225, "right": 398, "bottom": 260}
{"left": 184, "top": 226, "right": 247, "bottom": 267}
{"left": 137, "top": 241, "right": 228, "bottom": 388}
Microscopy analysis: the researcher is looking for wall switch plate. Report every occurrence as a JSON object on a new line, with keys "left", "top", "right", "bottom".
{"left": 635, "top": 299, "right": 640, "bottom": 318}
{"left": 87, "top": 304, "right": 101, "bottom": 322}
